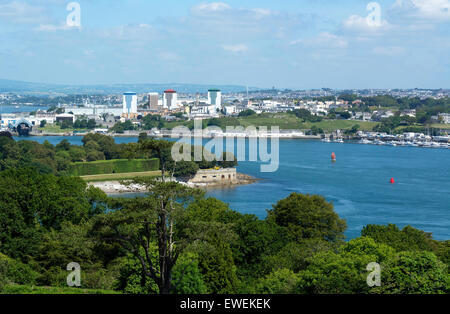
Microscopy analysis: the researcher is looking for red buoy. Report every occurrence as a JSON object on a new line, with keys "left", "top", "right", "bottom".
{"left": 390, "top": 178, "right": 395, "bottom": 184}
{"left": 331, "top": 152, "right": 336, "bottom": 161}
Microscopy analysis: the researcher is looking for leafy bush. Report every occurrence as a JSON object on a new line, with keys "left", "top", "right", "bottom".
{"left": 0, "top": 253, "right": 39, "bottom": 290}
{"left": 68, "top": 159, "right": 160, "bottom": 176}
{"left": 171, "top": 253, "right": 208, "bottom": 294}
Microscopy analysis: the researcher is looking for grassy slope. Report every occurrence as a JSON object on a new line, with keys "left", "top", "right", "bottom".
{"left": 164, "top": 113, "right": 379, "bottom": 132}
{"left": 431, "top": 123, "right": 450, "bottom": 130}
{"left": 299, "top": 120, "right": 377, "bottom": 132}
{"left": 81, "top": 170, "right": 162, "bottom": 182}
{"left": 237, "top": 114, "right": 377, "bottom": 131}
{"left": 39, "top": 125, "right": 87, "bottom": 133}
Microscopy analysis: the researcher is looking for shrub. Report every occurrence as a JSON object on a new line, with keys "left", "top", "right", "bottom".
{"left": 0, "top": 253, "right": 39, "bottom": 290}
{"left": 68, "top": 159, "right": 160, "bottom": 176}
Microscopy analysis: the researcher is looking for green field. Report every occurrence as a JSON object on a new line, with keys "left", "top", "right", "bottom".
{"left": 431, "top": 123, "right": 450, "bottom": 130}
{"left": 237, "top": 114, "right": 377, "bottom": 131}
{"left": 163, "top": 113, "right": 379, "bottom": 132}
{"left": 81, "top": 170, "right": 162, "bottom": 182}
{"left": 0, "top": 285, "right": 120, "bottom": 294}
{"left": 299, "top": 120, "right": 377, "bottom": 132}
{"left": 237, "top": 113, "right": 303, "bottom": 129}
{"left": 39, "top": 125, "right": 86, "bottom": 134}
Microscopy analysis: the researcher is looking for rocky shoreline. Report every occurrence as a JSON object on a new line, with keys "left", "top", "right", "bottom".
{"left": 89, "top": 172, "right": 260, "bottom": 194}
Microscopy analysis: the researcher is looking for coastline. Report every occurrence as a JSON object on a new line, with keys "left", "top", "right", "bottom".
{"left": 27, "top": 131, "right": 322, "bottom": 140}
{"left": 89, "top": 172, "right": 260, "bottom": 194}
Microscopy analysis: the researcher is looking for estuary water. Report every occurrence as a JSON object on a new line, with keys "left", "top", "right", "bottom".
{"left": 14, "top": 135, "right": 450, "bottom": 240}
{"left": 1, "top": 105, "right": 48, "bottom": 114}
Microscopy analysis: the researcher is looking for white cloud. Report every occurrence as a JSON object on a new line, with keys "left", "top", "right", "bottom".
{"left": 393, "top": 0, "right": 450, "bottom": 20}
{"left": 343, "top": 14, "right": 389, "bottom": 32}
{"left": 252, "top": 8, "right": 273, "bottom": 19}
{"left": 290, "top": 32, "right": 348, "bottom": 49}
{"left": 191, "top": 2, "right": 231, "bottom": 15}
{"left": 0, "top": 1, "right": 49, "bottom": 24}
{"left": 97, "top": 24, "right": 158, "bottom": 41}
{"left": 35, "top": 23, "right": 74, "bottom": 31}
{"left": 183, "top": 2, "right": 309, "bottom": 42}
{"left": 222, "top": 44, "right": 248, "bottom": 53}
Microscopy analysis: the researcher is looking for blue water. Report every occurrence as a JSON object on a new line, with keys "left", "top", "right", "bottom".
{"left": 14, "top": 136, "right": 450, "bottom": 240}
{"left": 1, "top": 105, "right": 48, "bottom": 114}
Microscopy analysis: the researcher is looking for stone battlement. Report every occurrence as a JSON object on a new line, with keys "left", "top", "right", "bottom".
{"left": 189, "top": 168, "right": 237, "bottom": 184}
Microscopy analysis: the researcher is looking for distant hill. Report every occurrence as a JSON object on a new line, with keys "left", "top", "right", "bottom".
{"left": 0, "top": 79, "right": 259, "bottom": 95}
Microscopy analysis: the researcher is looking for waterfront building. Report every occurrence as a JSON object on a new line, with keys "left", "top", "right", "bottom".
{"left": 65, "top": 107, "right": 123, "bottom": 117}
{"left": 189, "top": 168, "right": 237, "bottom": 185}
{"left": 400, "top": 109, "right": 416, "bottom": 118}
{"left": 208, "top": 89, "right": 222, "bottom": 111}
{"left": 438, "top": 113, "right": 450, "bottom": 124}
{"left": 163, "top": 90, "right": 178, "bottom": 110}
{"left": 123, "top": 92, "right": 138, "bottom": 114}
{"left": 0, "top": 113, "right": 18, "bottom": 128}
{"left": 55, "top": 113, "right": 75, "bottom": 123}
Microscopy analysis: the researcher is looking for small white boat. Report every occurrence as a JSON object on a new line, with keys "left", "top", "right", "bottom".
{"left": 359, "top": 139, "right": 371, "bottom": 144}
{"left": 430, "top": 142, "right": 441, "bottom": 148}
{"left": 374, "top": 140, "right": 383, "bottom": 145}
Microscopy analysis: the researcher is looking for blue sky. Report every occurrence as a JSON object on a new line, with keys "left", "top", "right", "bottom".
{"left": 0, "top": 0, "right": 449, "bottom": 89}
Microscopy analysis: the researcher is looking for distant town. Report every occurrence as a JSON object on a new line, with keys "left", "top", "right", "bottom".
{"left": 0, "top": 87, "right": 449, "bottom": 148}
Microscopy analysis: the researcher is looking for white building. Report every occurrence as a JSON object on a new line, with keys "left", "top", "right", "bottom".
{"left": 190, "top": 104, "right": 219, "bottom": 118}
{"left": 353, "top": 112, "right": 372, "bottom": 121}
{"left": 0, "top": 113, "right": 19, "bottom": 127}
{"left": 163, "top": 90, "right": 178, "bottom": 110}
{"left": 401, "top": 109, "right": 416, "bottom": 118}
{"left": 55, "top": 113, "right": 75, "bottom": 123}
{"left": 208, "top": 89, "right": 222, "bottom": 111}
{"left": 438, "top": 113, "right": 450, "bottom": 124}
{"left": 67, "top": 107, "right": 123, "bottom": 117}
{"left": 123, "top": 92, "right": 138, "bottom": 114}
{"left": 224, "top": 105, "right": 237, "bottom": 116}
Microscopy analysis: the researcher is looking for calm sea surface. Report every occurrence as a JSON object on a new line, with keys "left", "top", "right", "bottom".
{"left": 14, "top": 135, "right": 450, "bottom": 240}
{"left": 1, "top": 105, "right": 48, "bottom": 114}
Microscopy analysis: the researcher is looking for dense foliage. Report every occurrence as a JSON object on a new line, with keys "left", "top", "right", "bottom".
{"left": 0, "top": 133, "right": 448, "bottom": 294}
{"left": 68, "top": 159, "right": 159, "bottom": 176}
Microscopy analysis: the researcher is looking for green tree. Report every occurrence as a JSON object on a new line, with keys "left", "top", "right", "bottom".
{"left": 0, "top": 168, "right": 106, "bottom": 262}
{"left": 171, "top": 253, "right": 208, "bottom": 294}
{"left": 92, "top": 181, "right": 203, "bottom": 294}
{"left": 82, "top": 133, "right": 118, "bottom": 160}
{"left": 254, "top": 268, "right": 300, "bottom": 294}
{"left": 373, "top": 251, "right": 450, "bottom": 294}
{"left": 238, "top": 109, "right": 256, "bottom": 117}
{"left": 296, "top": 237, "right": 395, "bottom": 294}
{"left": 361, "top": 224, "right": 438, "bottom": 252}
{"left": 267, "top": 193, "right": 347, "bottom": 242}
